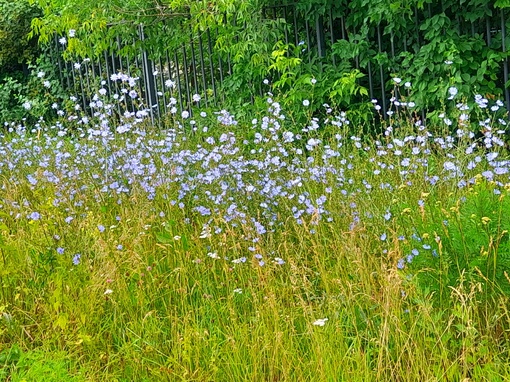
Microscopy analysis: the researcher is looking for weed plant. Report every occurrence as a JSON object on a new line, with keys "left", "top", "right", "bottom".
{"left": 0, "top": 71, "right": 510, "bottom": 381}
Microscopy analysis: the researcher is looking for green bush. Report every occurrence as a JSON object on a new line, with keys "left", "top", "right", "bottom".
{"left": 0, "top": 0, "right": 51, "bottom": 125}
{"left": 0, "top": 51, "right": 67, "bottom": 126}
{"left": 0, "top": 0, "right": 41, "bottom": 72}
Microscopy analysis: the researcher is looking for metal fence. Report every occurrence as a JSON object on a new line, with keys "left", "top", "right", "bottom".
{"left": 52, "top": 23, "right": 231, "bottom": 123}
{"left": 51, "top": 2, "right": 510, "bottom": 120}
{"left": 263, "top": 2, "right": 510, "bottom": 112}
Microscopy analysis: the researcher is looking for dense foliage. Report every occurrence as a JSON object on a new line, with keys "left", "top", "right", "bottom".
{"left": 20, "top": 0, "right": 510, "bottom": 126}
{"left": 330, "top": 0, "right": 510, "bottom": 111}
{"left": 0, "top": 0, "right": 40, "bottom": 71}
{"left": 0, "top": 0, "right": 44, "bottom": 123}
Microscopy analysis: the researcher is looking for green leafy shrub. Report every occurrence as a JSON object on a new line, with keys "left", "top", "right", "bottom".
{"left": 0, "top": 76, "right": 27, "bottom": 124}
{"left": 0, "top": 1, "right": 68, "bottom": 125}
{"left": 0, "top": 51, "right": 67, "bottom": 126}
{"left": 0, "top": 0, "right": 41, "bottom": 72}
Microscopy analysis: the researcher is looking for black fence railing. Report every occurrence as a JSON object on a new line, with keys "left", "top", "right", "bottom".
{"left": 263, "top": 2, "right": 510, "bottom": 113}
{"left": 51, "top": 2, "right": 510, "bottom": 120}
{"left": 51, "top": 23, "right": 232, "bottom": 123}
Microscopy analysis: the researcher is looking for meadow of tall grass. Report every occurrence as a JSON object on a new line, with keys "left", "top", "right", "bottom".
{"left": 0, "top": 72, "right": 510, "bottom": 381}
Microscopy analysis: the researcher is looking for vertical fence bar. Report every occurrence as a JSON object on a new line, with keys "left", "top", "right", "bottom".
{"left": 76, "top": 62, "right": 87, "bottom": 113}
{"left": 157, "top": 56, "right": 168, "bottom": 114}
{"left": 103, "top": 50, "right": 112, "bottom": 92}
{"left": 182, "top": 44, "right": 192, "bottom": 108}
{"left": 53, "top": 35, "right": 68, "bottom": 92}
{"left": 414, "top": 7, "right": 421, "bottom": 47}
{"left": 486, "top": 17, "right": 492, "bottom": 46}
{"left": 124, "top": 52, "right": 134, "bottom": 113}
{"left": 456, "top": 14, "right": 462, "bottom": 35}
{"left": 116, "top": 36, "right": 124, "bottom": 72}
{"left": 83, "top": 60, "right": 93, "bottom": 108}
{"left": 282, "top": 6, "right": 289, "bottom": 45}
{"left": 223, "top": 14, "right": 233, "bottom": 77}
{"left": 139, "top": 24, "right": 158, "bottom": 124}
{"left": 70, "top": 59, "right": 78, "bottom": 98}
{"left": 305, "top": 19, "right": 311, "bottom": 48}
{"left": 390, "top": 32, "right": 395, "bottom": 59}
{"left": 111, "top": 50, "right": 117, "bottom": 76}
{"left": 110, "top": 47, "right": 122, "bottom": 116}
{"left": 368, "top": 61, "right": 374, "bottom": 100}
{"left": 197, "top": 32, "right": 209, "bottom": 106}
{"left": 84, "top": 58, "right": 92, "bottom": 92}
{"left": 293, "top": 5, "right": 299, "bottom": 45}
{"left": 501, "top": 10, "right": 510, "bottom": 111}
{"left": 189, "top": 30, "right": 199, "bottom": 104}
{"left": 328, "top": 8, "right": 336, "bottom": 66}
{"left": 353, "top": 26, "right": 359, "bottom": 69}
{"left": 84, "top": 60, "right": 95, "bottom": 118}
{"left": 97, "top": 55, "right": 103, "bottom": 86}
{"left": 132, "top": 36, "right": 143, "bottom": 114}
{"left": 174, "top": 51, "right": 185, "bottom": 112}
{"left": 315, "top": 16, "right": 326, "bottom": 59}
{"left": 226, "top": 49, "right": 232, "bottom": 77}
{"left": 214, "top": 28, "right": 225, "bottom": 102}
{"left": 165, "top": 51, "right": 173, "bottom": 82}
{"left": 304, "top": 18, "right": 312, "bottom": 64}
{"left": 135, "top": 49, "right": 147, "bottom": 114}
{"left": 65, "top": 62, "right": 74, "bottom": 96}
{"left": 377, "top": 23, "right": 387, "bottom": 114}
{"left": 90, "top": 55, "right": 97, "bottom": 84}
{"left": 174, "top": 52, "right": 183, "bottom": 110}
{"left": 109, "top": 49, "right": 122, "bottom": 117}
{"left": 152, "top": 57, "right": 166, "bottom": 117}
{"left": 206, "top": 29, "right": 218, "bottom": 101}
{"left": 164, "top": 51, "right": 174, "bottom": 113}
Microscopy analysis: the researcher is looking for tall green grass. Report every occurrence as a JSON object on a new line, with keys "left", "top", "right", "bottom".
{"left": 1, "top": 89, "right": 510, "bottom": 381}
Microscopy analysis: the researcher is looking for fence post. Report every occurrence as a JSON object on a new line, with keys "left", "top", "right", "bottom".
{"left": 501, "top": 10, "right": 510, "bottom": 112}
{"left": 315, "top": 15, "right": 326, "bottom": 59}
{"left": 139, "top": 24, "right": 159, "bottom": 124}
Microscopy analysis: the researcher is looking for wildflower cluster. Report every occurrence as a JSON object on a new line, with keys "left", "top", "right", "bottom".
{"left": 1, "top": 70, "right": 510, "bottom": 302}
